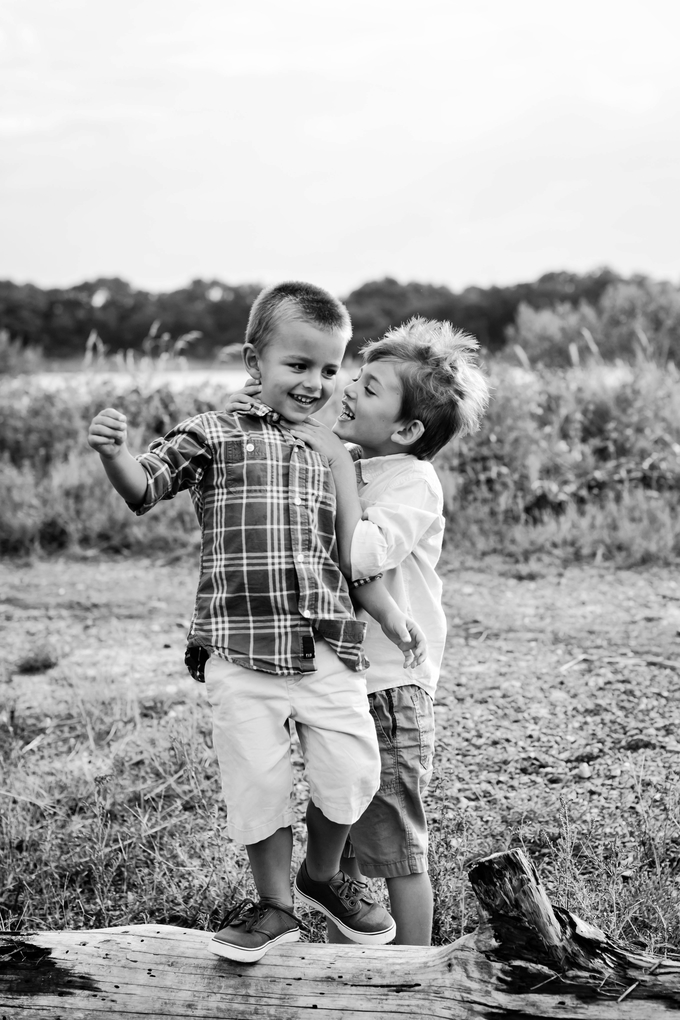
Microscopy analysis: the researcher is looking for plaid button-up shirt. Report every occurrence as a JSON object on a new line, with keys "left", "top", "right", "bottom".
{"left": 131, "top": 408, "right": 368, "bottom": 676}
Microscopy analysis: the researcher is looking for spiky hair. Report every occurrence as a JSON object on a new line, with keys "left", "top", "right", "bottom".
{"left": 361, "top": 317, "right": 490, "bottom": 459}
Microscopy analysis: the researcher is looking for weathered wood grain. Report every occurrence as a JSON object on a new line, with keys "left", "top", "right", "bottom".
{"left": 1, "top": 849, "right": 678, "bottom": 1019}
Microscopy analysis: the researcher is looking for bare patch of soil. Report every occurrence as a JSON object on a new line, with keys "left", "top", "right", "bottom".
{"left": 437, "top": 556, "right": 680, "bottom": 829}
{"left": 3, "top": 551, "right": 678, "bottom": 806}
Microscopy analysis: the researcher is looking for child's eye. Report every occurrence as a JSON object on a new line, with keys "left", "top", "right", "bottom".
{"left": 364, "top": 385, "right": 375, "bottom": 396}
{"left": 323, "top": 368, "right": 338, "bottom": 378}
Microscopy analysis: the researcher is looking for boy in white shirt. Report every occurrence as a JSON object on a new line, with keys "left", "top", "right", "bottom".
{"left": 287, "top": 317, "right": 489, "bottom": 944}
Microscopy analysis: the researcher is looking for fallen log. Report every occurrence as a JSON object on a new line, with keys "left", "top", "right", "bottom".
{"left": 1, "top": 848, "right": 678, "bottom": 1019}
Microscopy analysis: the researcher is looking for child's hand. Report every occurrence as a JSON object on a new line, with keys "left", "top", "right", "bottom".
{"left": 380, "top": 609, "right": 428, "bottom": 669}
{"left": 88, "top": 408, "right": 128, "bottom": 460}
{"left": 286, "top": 418, "right": 351, "bottom": 466}
{"left": 225, "top": 379, "right": 263, "bottom": 414}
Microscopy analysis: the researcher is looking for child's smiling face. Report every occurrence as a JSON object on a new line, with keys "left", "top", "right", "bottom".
{"left": 244, "top": 315, "right": 346, "bottom": 423}
{"left": 333, "top": 359, "right": 407, "bottom": 458}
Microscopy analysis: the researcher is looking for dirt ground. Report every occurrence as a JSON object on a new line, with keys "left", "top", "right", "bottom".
{"left": 2, "top": 550, "right": 680, "bottom": 850}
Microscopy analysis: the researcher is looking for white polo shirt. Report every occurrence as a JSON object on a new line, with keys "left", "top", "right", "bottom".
{"left": 349, "top": 453, "right": 446, "bottom": 700}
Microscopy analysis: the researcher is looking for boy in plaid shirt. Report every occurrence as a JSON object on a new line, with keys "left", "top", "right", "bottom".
{"left": 88, "top": 282, "right": 424, "bottom": 962}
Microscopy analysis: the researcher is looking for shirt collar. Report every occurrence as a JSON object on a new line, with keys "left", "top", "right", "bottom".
{"left": 243, "top": 403, "right": 308, "bottom": 447}
{"left": 356, "top": 453, "right": 411, "bottom": 483}
{"left": 245, "top": 402, "right": 282, "bottom": 425}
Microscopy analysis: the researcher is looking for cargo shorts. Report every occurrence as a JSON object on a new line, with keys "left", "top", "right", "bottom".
{"left": 345, "top": 683, "right": 435, "bottom": 878}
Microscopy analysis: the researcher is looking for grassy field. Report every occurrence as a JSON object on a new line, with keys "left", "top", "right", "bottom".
{"left": 1, "top": 348, "right": 680, "bottom": 952}
{"left": 1, "top": 551, "right": 679, "bottom": 954}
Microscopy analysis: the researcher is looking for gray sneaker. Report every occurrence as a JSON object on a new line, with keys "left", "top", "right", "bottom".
{"left": 209, "top": 899, "right": 301, "bottom": 963}
{"left": 295, "top": 860, "right": 396, "bottom": 945}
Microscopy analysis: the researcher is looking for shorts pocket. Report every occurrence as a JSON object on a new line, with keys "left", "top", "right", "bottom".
{"left": 367, "top": 691, "right": 398, "bottom": 794}
{"left": 410, "top": 687, "right": 435, "bottom": 772}
{"left": 368, "top": 690, "right": 396, "bottom": 749}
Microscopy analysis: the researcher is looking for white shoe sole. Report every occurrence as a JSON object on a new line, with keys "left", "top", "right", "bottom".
{"left": 208, "top": 927, "right": 300, "bottom": 963}
{"left": 295, "top": 885, "right": 396, "bottom": 945}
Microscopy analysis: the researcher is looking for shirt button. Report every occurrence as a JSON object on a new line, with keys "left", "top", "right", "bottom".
{"left": 246, "top": 443, "right": 255, "bottom": 452}
{"left": 301, "top": 609, "right": 311, "bottom": 618}
{"left": 297, "top": 554, "right": 305, "bottom": 562}
{"left": 293, "top": 497, "right": 302, "bottom": 506}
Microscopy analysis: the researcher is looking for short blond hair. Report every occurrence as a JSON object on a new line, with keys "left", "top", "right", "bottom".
{"left": 361, "top": 317, "right": 489, "bottom": 460}
{"left": 246, "top": 281, "right": 352, "bottom": 351}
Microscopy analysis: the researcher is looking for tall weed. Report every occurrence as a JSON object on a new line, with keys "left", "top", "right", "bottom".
{"left": 0, "top": 329, "right": 43, "bottom": 375}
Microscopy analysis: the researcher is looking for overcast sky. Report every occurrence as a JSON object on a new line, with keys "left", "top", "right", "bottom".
{"left": 1, "top": 0, "right": 678, "bottom": 297}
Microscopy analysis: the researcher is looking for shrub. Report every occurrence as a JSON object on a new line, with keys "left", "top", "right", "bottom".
{"left": 506, "top": 302, "right": 600, "bottom": 367}
{"left": 0, "top": 383, "right": 85, "bottom": 470}
{"left": 0, "top": 461, "right": 42, "bottom": 554}
{"left": 598, "top": 280, "right": 680, "bottom": 363}
{"left": 506, "top": 278, "right": 680, "bottom": 367}
{"left": 437, "top": 361, "right": 680, "bottom": 524}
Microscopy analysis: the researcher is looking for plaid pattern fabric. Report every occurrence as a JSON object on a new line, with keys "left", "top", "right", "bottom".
{"left": 132, "top": 410, "right": 367, "bottom": 676}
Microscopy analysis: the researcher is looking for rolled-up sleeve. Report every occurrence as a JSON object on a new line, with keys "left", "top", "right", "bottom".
{"left": 350, "top": 476, "right": 442, "bottom": 578}
{"left": 129, "top": 417, "right": 212, "bottom": 515}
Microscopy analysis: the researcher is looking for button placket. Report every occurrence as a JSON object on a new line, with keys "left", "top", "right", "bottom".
{"left": 290, "top": 448, "right": 313, "bottom": 625}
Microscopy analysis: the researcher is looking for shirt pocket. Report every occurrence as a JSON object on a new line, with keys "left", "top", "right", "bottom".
{"left": 222, "top": 436, "right": 282, "bottom": 495}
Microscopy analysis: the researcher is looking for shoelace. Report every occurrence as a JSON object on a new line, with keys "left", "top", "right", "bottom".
{"left": 332, "top": 874, "right": 371, "bottom": 910}
{"left": 220, "top": 898, "right": 300, "bottom": 932}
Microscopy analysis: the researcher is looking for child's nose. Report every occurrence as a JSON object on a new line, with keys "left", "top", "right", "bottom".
{"left": 304, "top": 367, "right": 323, "bottom": 391}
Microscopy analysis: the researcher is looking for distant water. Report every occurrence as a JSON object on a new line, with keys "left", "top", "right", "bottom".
{"left": 5, "top": 365, "right": 351, "bottom": 430}
{"left": 20, "top": 368, "right": 251, "bottom": 393}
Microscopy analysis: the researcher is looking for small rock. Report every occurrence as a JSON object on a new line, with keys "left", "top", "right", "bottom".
{"left": 576, "top": 762, "right": 593, "bottom": 779}
{"left": 548, "top": 689, "right": 569, "bottom": 703}
{"left": 621, "top": 735, "right": 656, "bottom": 751}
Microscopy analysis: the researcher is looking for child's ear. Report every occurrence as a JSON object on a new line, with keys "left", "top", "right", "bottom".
{"left": 391, "top": 419, "right": 425, "bottom": 448}
{"left": 242, "top": 343, "right": 261, "bottom": 380}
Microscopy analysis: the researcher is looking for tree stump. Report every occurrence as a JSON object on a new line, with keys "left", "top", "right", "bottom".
{"left": 1, "top": 848, "right": 679, "bottom": 1019}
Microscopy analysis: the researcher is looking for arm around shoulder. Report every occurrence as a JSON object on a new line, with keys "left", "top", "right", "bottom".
{"left": 284, "top": 418, "right": 363, "bottom": 578}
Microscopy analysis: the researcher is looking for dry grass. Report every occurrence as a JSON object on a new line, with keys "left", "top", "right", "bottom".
{"left": 1, "top": 555, "right": 679, "bottom": 955}
{"left": 1, "top": 682, "right": 250, "bottom": 932}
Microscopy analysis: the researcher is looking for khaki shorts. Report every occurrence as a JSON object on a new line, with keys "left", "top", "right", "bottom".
{"left": 204, "top": 638, "right": 381, "bottom": 845}
{"left": 346, "top": 684, "right": 435, "bottom": 878}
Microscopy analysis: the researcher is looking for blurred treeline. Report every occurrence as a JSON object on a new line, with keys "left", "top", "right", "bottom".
{"left": 3, "top": 265, "right": 680, "bottom": 563}
{"left": 3, "top": 267, "right": 679, "bottom": 364}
